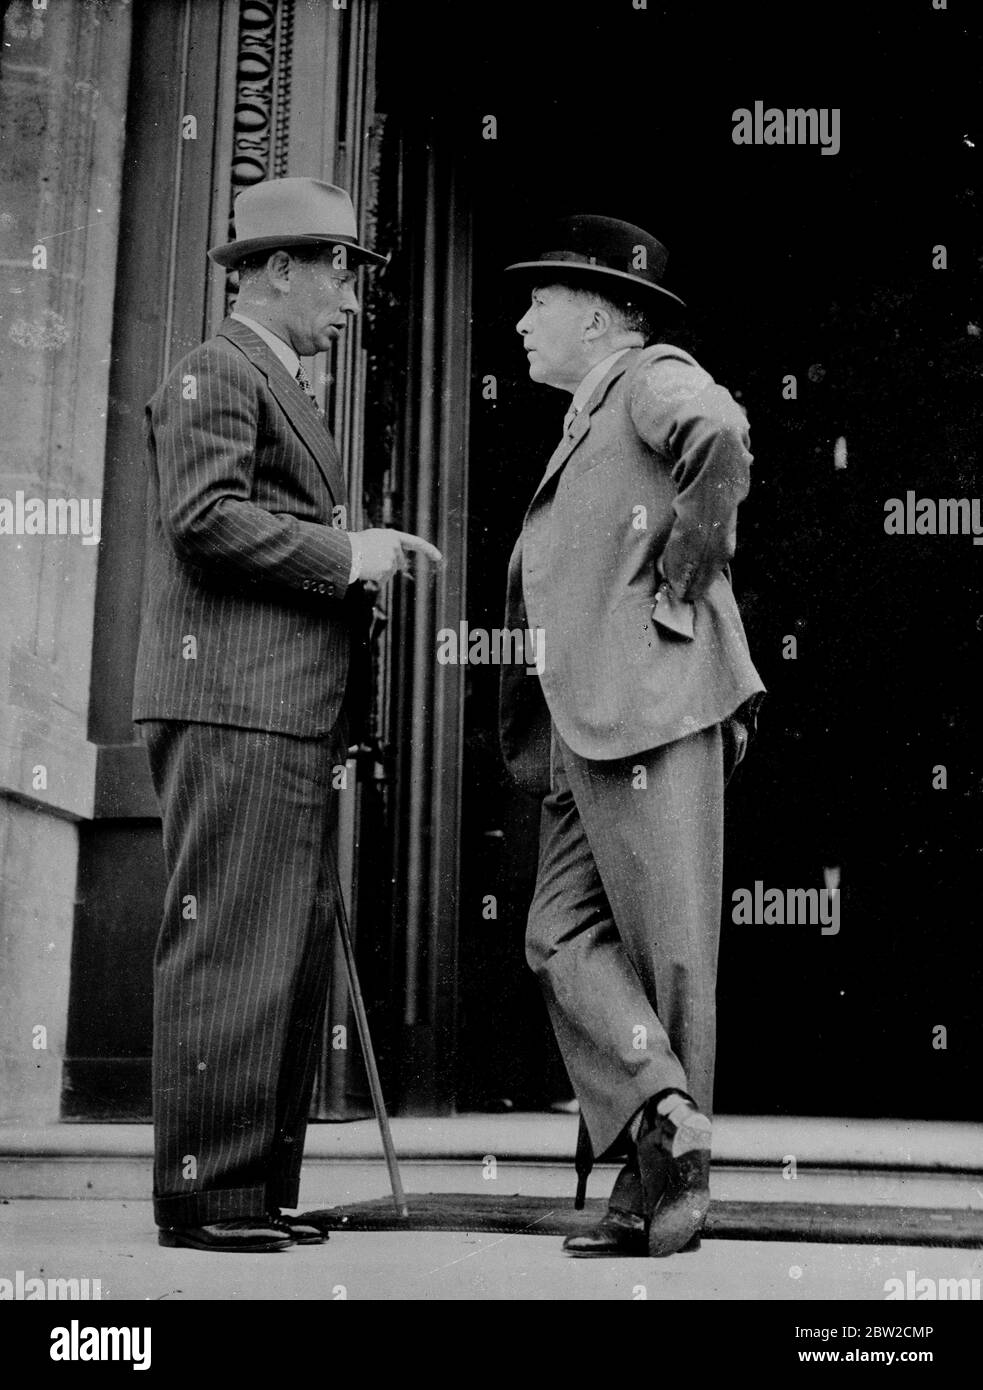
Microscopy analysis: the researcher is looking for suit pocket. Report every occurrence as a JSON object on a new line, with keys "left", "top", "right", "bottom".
{"left": 614, "top": 593, "right": 691, "bottom": 668}
{"left": 650, "top": 590, "right": 695, "bottom": 640}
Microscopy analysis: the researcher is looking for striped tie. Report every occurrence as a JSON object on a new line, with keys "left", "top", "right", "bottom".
{"left": 295, "top": 365, "right": 323, "bottom": 416}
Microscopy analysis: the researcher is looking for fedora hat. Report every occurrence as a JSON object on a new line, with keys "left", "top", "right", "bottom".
{"left": 505, "top": 214, "right": 685, "bottom": 309}
{"left": 208, "top": 177, "right": 388, "bottom": 269}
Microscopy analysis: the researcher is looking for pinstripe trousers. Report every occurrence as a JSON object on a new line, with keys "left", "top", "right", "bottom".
{"left": 142, "top": 720, "right": 344, "bottom": 1228}
{"left": 526, "top": 724, "right": 725, "bottom": 1161}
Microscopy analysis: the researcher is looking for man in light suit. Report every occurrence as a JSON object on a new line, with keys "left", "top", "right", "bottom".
{"left": 133, "top": 178, "right": 439, "bottom": 1252}
{"left": 500, "top": 215, "right": 764, "bottom": 1257}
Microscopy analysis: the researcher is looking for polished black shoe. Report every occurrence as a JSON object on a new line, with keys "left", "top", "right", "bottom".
{"left": 158, "top": 1217, "right": 295, "bottom": 1253}
{"left": 638, "top": 1095, "right": 712, "bottom": 1258}
{"left": 271, "top": 1211, "right": 330, "bottom": 1245}
{"left": 563, "top": 1210, "right": 647, "bottom": 1257}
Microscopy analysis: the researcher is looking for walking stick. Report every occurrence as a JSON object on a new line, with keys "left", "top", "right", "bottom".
{"left": 326, "top": 836, "right": 409, "bottom": 1219}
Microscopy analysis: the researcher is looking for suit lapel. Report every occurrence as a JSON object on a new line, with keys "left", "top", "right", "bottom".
{"left": 529, "top": 351, "right": 637, "bottom": 507}
{"left": 217, "top": 318, "right": 347, "bottom": 505}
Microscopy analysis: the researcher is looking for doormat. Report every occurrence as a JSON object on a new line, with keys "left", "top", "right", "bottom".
{"left": 301, "top": 1194, "right": 983, "bottom": 1248}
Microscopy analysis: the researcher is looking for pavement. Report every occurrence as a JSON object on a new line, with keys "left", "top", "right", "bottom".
{"left": 2, "top": 1116, "right": 981, "bottom": 1301}
{"left": 3, "top": 1192, "right": 983, "bottom": 1302}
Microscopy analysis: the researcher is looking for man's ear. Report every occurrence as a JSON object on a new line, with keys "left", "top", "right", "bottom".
{"left": 266, "top": 249, "right": 292, "bottom": 293}
{"left": 583, "top": 304, "right": 612, "bottom": 342}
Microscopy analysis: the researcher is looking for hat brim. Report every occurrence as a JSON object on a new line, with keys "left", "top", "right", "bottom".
{"left": 504, "top": 259, "right": 686, "bottom": 309}
{"left": 208, "top": 234, "right": 389, "bottom": 269}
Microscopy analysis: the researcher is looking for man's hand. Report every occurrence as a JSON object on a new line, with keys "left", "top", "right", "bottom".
{"left": 351, "top": 528, "right": 443, "bottom": 585}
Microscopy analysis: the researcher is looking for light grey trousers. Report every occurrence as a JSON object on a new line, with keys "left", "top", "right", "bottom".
{"left": 526, "top": 724, "right": 725, "bottom": 1158}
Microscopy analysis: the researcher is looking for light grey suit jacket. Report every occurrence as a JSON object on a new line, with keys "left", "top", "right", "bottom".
{"left": 500, "top": 343, "right": 765, "bottom": 793}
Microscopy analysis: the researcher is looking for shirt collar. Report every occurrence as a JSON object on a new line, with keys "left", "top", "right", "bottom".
{"left": 568, "top": 347, "right": 634, "bottom": 418}
{"left": 230, "top": 312, "right": 300, "bottom": 379}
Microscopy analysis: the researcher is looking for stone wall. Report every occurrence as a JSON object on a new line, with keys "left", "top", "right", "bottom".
{"left": 0, "top": 0, "right": 133, "bottom": 1121}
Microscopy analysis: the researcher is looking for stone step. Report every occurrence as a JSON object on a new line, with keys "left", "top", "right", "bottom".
{"left": 1, "top": 1116, "right": 980, "bottom": 1207}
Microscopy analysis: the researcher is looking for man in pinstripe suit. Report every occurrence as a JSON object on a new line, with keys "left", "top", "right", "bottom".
{"left": 133, "top": 179, "right": 440, "bottom": 1253}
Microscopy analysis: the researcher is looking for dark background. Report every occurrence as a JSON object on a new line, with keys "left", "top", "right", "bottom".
{"left": 382, "top": 0, "right": 982, "bottom": 1117}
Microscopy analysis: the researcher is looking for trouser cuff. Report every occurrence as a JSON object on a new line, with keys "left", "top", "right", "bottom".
{"left": 153, "top": 1184, "right": 269, "bottom": 1229}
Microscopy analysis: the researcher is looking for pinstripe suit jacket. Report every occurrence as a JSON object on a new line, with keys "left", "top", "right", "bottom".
{"left": 132, "top": 317, "right": 358, "bottom": 736}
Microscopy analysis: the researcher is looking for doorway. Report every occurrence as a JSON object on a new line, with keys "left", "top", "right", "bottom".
{"left": 382, "top": 0, "right": 981, "bottom": 1122}
{"left": 66, "top": 0, "right": 980, "bottom": 1128}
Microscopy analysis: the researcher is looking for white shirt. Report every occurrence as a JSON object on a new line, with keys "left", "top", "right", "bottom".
{"left": 563, "top": 347, "right": 634, "bottom": 435}
{"left": 230, "top": 312, "right": 361, "bottom": 584}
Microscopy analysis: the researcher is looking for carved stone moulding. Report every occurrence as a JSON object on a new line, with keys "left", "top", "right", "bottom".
{"left": 224, "top": 0, "right": 294, "bottom": 308}
{"left": 230, "top": 0, "right": 292, "bottom": 197}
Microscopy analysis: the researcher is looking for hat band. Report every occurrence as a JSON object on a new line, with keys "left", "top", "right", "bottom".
{"left": 541, "top": 249, "right": 602, "bottom": 266}
{"left": 297, "top": 232, "right": 357, "bottom": 245}
{"left": 539, "top": 248, "right": 664, "bottom": 282}
{"left": 229, "top": 231, "right": 360, "bottom": 247}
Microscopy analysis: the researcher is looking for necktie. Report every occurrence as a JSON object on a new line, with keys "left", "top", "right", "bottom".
{"left": 562, "top": 403, "right": 580, "bottom": 438}
{"left": 295, "top": 364, "right": 323, "bottom": 416}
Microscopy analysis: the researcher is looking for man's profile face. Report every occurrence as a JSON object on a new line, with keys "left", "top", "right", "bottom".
{"left": 515, "top": 284, "right": 594, "bottom": 392}
{"left": 284, "top": 251, "right": 359, "bottom": 355}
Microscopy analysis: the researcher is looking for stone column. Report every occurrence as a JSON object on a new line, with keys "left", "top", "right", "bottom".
{"left": 0, "top": 0, "right": 133, "bottom": 1122}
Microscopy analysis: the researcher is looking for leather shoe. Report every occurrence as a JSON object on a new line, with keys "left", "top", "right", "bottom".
{"left": 638, "top": 1095, "right": 712, "bottom": 1258}
{"left": 563, "top": 1210, "right": 647, "bottom": 1257}
{"left": 158, "top": 1217, "right": 294, "bottom": 1253}
{"left": 270, "top": 1211, "right": 329, "bottom": 1244}
{"left": 609, "top": 1155, "right": 650, "bottom": 1215}
{"left": 562, "top": 1211, "right": 702, "bottom": 1257}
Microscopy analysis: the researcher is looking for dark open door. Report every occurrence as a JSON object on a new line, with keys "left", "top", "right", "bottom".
{"left": 411, "top": 2, "right": 980, "bottom": 1123}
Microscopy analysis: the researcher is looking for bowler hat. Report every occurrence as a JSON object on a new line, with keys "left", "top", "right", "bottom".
{"left": 505, "top": 214, "right": 685, "bottom": 308}
{"left": 208, "top": 177, "right": 388, "bottom": 269}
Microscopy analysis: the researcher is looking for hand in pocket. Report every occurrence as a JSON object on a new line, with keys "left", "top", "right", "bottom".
{"left": 722, "top": 715, "right": 748, "bottom": 786}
